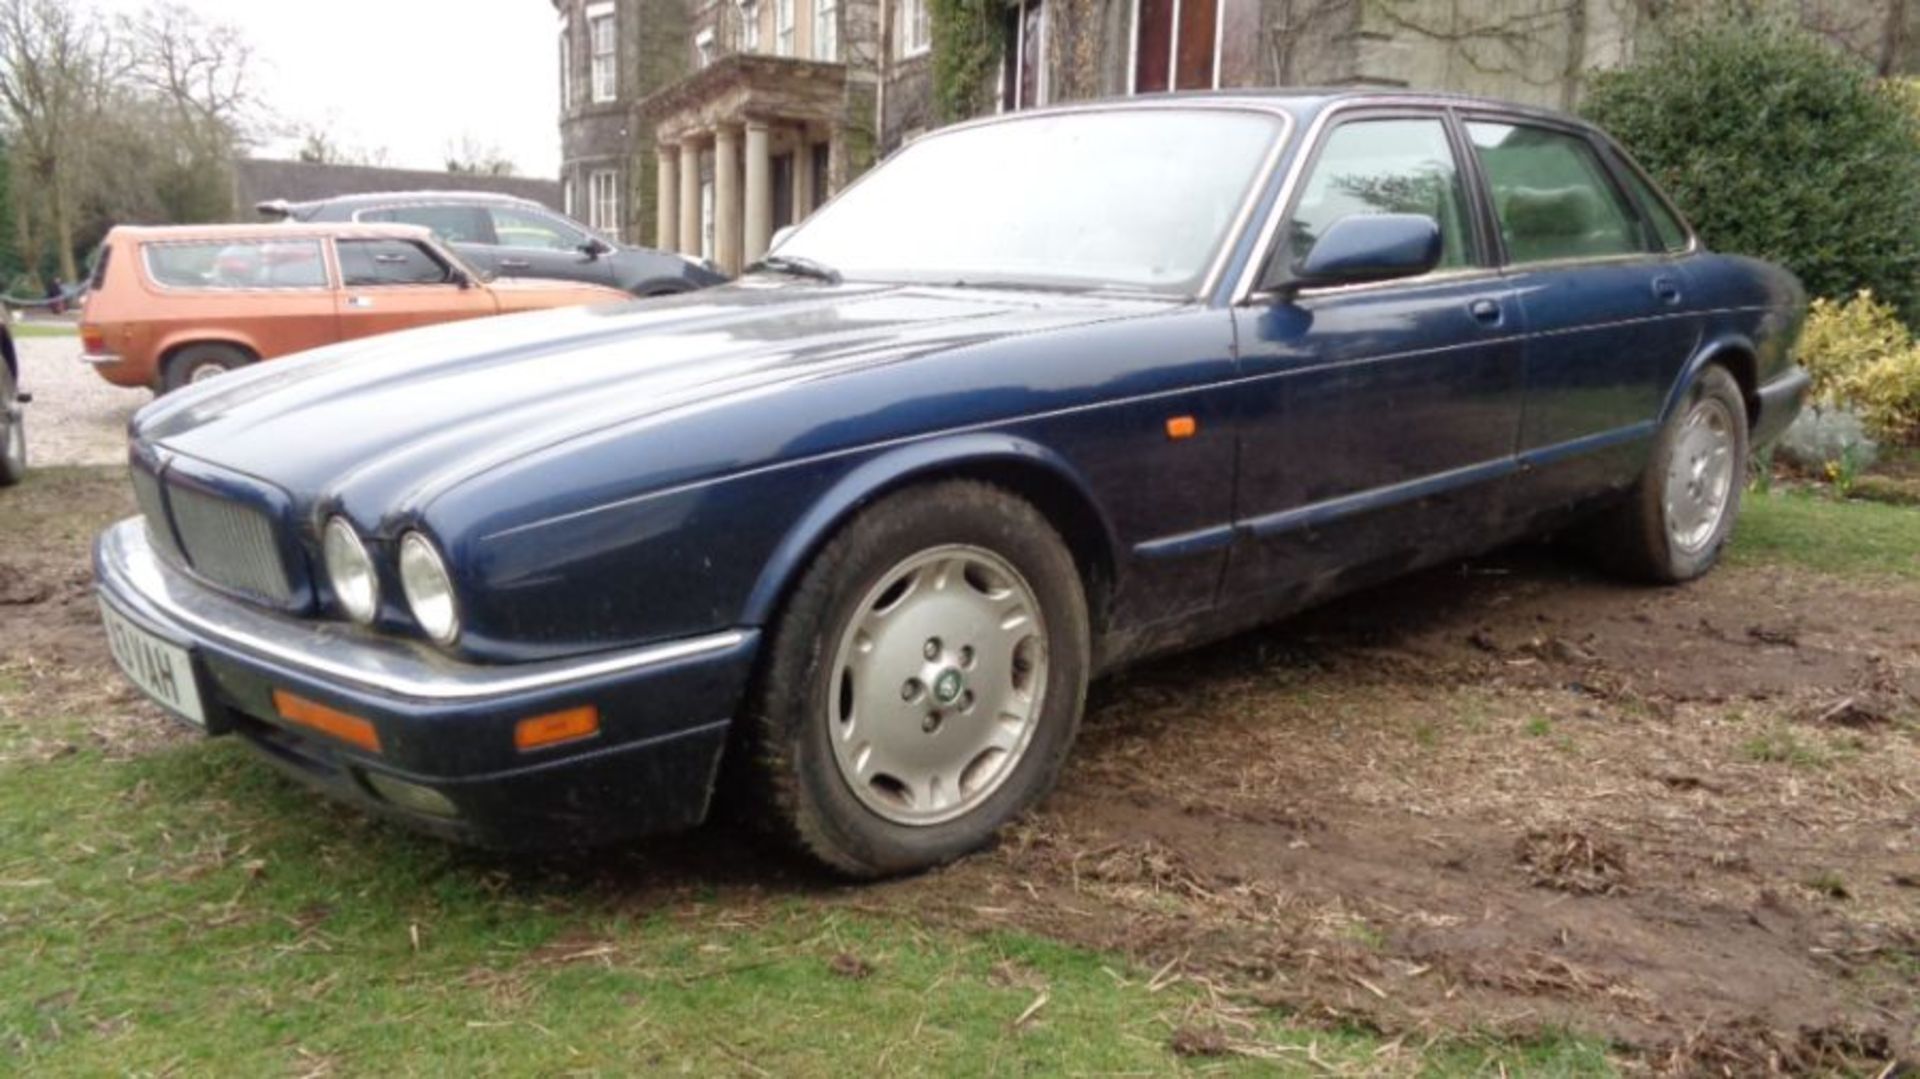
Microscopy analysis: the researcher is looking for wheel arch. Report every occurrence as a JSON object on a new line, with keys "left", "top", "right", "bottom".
{"left": 741, "top": 434, "right": 1122, "bottom": 637}
{"left": 1666, "top": 334, "right": 1760, "bottom": 428}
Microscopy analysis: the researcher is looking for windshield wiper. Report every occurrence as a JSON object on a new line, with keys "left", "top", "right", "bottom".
{"left": 744, "top": 254, "right": 842, "bottom": 284}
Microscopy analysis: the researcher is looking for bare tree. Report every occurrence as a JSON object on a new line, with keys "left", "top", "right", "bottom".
{"left": 0, "top": 0, "right": 108, "bottom": 283}
{"left": 120, "top": 2, "right": 258, "bottom": 156}
{"left": 444, "top": 133, "right": 519, "bottom": 177}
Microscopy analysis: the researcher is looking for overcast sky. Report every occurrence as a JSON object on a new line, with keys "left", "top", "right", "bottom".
{"left": 93, "top": 0, "right": 563, "bottom": 177}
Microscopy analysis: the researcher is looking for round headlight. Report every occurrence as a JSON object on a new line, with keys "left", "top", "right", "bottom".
{"left": 323, "top": 517, "right": 379, "bottom": 624}
{"left": 399, "top": 532, "right": 459, "bottom": 645}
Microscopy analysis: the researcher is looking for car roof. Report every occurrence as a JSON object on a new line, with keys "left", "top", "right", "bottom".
{"left": 267, "top": 190, "right": 546, "bottom": 215}
{"left": 110, "top": 222, "right": 439, "bottom": 243}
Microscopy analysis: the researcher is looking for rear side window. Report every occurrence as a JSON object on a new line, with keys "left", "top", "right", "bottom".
{"left": 143, "top": 240, "right": 329, "bottom": 289}
{"left": 337, "top": 239, "right": 456, "bottom": 286}
{"left": 1465, "top": 121, "right": 1646, "bottom": 265}
{"left": 1288, "top": 117, "right": 1477, "bottom": 272}
{"left": 361, "top": 205, "right": 495, "bottom": 245}
{"left": 490, "top": 207, "right": 587, "bottom": 251}
{"left": 1613, "top": 156, "right": 1691, "bottom": 252}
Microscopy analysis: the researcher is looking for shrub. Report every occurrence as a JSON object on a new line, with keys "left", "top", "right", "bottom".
{"left": 1777, "top": 405, "right": 1879, "bottom": 477}
{"left": 1584, "top": 20, "right": 1920, "bottom": 322}
{"left": 1797, "top": 292, "right": 1920, "bottom": 443}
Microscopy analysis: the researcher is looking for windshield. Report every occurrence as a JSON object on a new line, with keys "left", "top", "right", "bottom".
{"left": 775, "top": 109, "right": 1284, "bottom": 294}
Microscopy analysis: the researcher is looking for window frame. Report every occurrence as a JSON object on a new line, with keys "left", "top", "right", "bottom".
{"left": 815, "top": 0, "right": 838, "bottom": 61}
{"left": 1005, "top": 0, "right": 1048, "bottom": 110}
{"left": 1259, "top": 106, "right": 1493, "bottom": 296}
{"left": 559, "top": 17, "right": 572, "bottom": 113}
{"left": 588, "top": 169, "right": 623, "bottom": 244}
{"left": 1457, "top": 110, "right": 1664, "bottom": 269}
{"left": 739, "top": 0, "right": 762, "bottom": 51}
{"left": 589, "top": 10, "right": 618, "bottom": 103}
{"left": 333, "top": 238, "right": 462, "bottom": 289}
{"left": 899, "top": 0, "right": 930, "bottom": 56}
{"left": 774, "top": 0, "right": 795, "bottom": 55}
{"left": 1128, "top": 0, "right": 1224, "bottom": 94}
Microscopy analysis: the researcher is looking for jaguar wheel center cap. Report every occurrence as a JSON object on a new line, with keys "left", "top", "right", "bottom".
{"left": 932, "top": 667, "right": 965, "bottom": 706}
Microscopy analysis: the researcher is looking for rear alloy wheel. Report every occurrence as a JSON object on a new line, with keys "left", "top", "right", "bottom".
{"left": 0, "top": 363, "right": 23, "bottom": 487}
{"left": 1591, "top": 364, "right": 1749, "bottom": 583}
{"left": 745, "top": 481, "right": 1090, "bottom": 878}
{"left": 161, "top": 342, "right": 252, "bottom": 394}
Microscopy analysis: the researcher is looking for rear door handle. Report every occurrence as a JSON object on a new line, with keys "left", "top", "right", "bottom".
{"left": 498, "top": 258, "right": 532, "bottom": 271}
{"left": 1469, "top": 298, "right": 1503, "bottom": 324}
{"left": 346, "top": 295, "right": 373, "bottom": 309}
{"left": 1652, "top": 276, "right": 1682, "bottom": 305}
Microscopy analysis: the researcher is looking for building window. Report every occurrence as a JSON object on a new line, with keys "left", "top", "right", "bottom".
{"left": 775, "top": 0, "right": 795, "bottom": 56}
{"left": 559, "top": 19, "right": 572, "bottom": 112}
{"left": 562, "top": 176, "right": 575, "bottom": 220}
{"left": 589, "top": 7, "right": 617, "bottom": 102}
{"left": 696, "top": 27, "right": 716, "bottom": 67}
{"left": 814, "top": 0, "right": 838, "bottom": 60}
{"left": 1003, "top": 0, "right": 1047, "bottom": 110}
{"left": 898, "top": 0, "right": 930, "bottom": 56}
{"left": 589, "top": 169, "right": 621, "bottom": 242}
{"left": 739, "top": 0, "right": 761, "bottom": 51}
{"left": 1131, "top": 0, "right": 1221, "bottom": 92}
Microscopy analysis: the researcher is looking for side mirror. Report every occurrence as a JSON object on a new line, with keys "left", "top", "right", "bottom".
{"left": 769, "top": 225, "right": 797, "bottom": 251}
{"left": 1267, "top": 213, "right": 1442, "bottom": 296}
{"left": 580, "top": 237, "right": 614, "bottom": 259}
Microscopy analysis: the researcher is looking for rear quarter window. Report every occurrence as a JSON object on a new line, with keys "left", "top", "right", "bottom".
{"left": 143, "top": 240, "right": 329, "bottom": 290}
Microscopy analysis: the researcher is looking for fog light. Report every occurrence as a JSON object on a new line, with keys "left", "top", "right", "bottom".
{"left": 360, "top": 771, "right": 459, "bottom": 818}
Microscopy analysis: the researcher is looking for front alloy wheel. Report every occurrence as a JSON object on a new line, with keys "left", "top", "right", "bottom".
{"left": 744, "top": 481, "right": 1090, "bottom": 878}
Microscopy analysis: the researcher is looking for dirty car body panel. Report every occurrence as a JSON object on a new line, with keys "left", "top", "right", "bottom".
{"left": 94, "top": 92, "right": 1808, "bottom": 849}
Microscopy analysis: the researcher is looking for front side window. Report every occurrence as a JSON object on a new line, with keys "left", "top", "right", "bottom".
{"left": 1287, "top": 117, "right": 1474, "bottom": 271}
{"left": 589, "top": 170, "right": 622, "bottom": 243}
{"left": 1466, "top": 121, "right": 1645, "bottom": 264}
{"left": 898, "top": 0, "right": 929, "bottom": 55}
{"left": 337, "top": 240, "right": 456, "bottom": 287}
{"left": 775, "top": 0, "right": 794, "bottom": 55}
{"left": 492, "top": 207, "right": 588, "bottom": 251}
{"left": 777, "top": 109, "right": 1280, "bottom": 293}
{"left": 590, "top": 11, "right": 617, "bottom": 102}
{"left": 814, "top": 0, "right": 838, "bottom": 60}
{"left": 144, "top": 240, "right": 328, "bottom": 290}
{"left": 360, "top": 205, "right": 494, "bottom": 245}
{"left": 1133, "top": 0, "right": 1220, "bottom": 92}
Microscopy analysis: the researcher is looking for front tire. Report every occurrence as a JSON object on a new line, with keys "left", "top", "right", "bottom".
{"left": 1595, "top": 365, "right": 1749, "bottom": 583}
{"left": 0, "top": 362, "right": 24, "bottom": 487}
{"left": 744, "top": 481, "right": 1091, "bottom": 878}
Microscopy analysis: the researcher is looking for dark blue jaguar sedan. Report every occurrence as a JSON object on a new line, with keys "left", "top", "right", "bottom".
{"left": 95, "top": 91, "right": 1808, "bottom": 877}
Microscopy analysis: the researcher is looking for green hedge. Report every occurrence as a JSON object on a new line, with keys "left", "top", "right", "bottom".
{"left": 1584, "top": 20, "right": 1920, "bottom": 322}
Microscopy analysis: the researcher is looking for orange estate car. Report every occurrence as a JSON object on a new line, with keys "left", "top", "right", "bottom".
{"left": 81, "top": 223, "right": 630, "bottom": 392}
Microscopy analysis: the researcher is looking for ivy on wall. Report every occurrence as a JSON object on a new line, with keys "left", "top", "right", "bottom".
{"left": 929, "top": 0, "right": 1003, "bottom": 122}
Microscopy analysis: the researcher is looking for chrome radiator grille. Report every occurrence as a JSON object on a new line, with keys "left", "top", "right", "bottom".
{"left": 165, "top": 482, "right": 296, "bottom": 605}
{"left": 129, "top": 465, "right": 184, "bottom": 564}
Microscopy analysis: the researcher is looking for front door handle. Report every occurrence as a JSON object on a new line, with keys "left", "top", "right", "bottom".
{"left": 1469, "top": 298, "right": 1503, "bottom": 325}
{"left": 498, "top": 258, "right": 533, "bottom": 271}
{"left": 1652, "top": 276, "right": 1682, "bottom": 305}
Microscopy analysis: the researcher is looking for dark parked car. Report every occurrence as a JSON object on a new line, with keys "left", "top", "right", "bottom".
{"left": 0, "top": 319, "right": 23, "bottom": 486}
{"left": 98, "top": 92, "right": 1807, "bottom": 878}
{"left": 259, "top": 191, "right": 726, "bottom": 297}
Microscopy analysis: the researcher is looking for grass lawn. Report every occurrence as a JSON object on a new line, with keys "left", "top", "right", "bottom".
{"left": 1731, "top": 487, "right": 1920, "bottom": 579}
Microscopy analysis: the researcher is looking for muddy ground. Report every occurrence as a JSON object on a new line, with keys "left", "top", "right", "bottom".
{"left": 4, "top": 469, "right": 1917, "bottom": 1073}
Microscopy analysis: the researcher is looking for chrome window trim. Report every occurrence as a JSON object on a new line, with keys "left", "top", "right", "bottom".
{"left": 100, "top": 518, "right": 748, "bottom": 702}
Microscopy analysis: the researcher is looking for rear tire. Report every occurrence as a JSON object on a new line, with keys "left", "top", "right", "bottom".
{"left": 0, "top": 362, "right": 24, "bottom": 487}
{"left": 161, "top": 343, "right": 252, "bottom": 394}
{"left": 1587, "top": 365, "right": 1748, "bottom": 583}
{"left": 742, "top": 481, "right": 1091, "bottom": 878}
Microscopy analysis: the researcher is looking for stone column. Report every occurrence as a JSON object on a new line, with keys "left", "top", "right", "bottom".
{"left": 655, "top": 146, "right": 679, "bottom": 253}
{"left": 794, "top": 131, "right": 816, "bottom": 220}
{"left": 678, "top": 138, "right": 702, "bottom": 260}
{"left": 714, "top": 124, "right": 743, "bottom": 276}
{"left": 744, "top": 120, "right": 772, "bottom": 263}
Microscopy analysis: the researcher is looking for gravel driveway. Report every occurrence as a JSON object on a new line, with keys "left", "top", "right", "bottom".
{"left": 14, "top": 334, "right": 147, "bottom": 467}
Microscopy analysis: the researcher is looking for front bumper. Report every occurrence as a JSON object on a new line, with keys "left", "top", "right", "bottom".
{"left": 94, "top": 518, "right": 759, "bottom": 849}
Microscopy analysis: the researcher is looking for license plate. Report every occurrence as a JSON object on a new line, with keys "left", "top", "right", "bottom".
{"left": 100, "top": 599, "right": 206, "bottom": 727}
